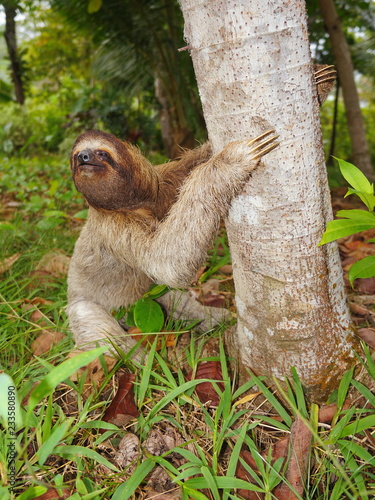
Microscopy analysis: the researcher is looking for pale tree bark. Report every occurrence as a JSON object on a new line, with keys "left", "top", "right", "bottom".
{"left": 179, "top": 0, "right": 358, "bottom": 402}
{"left": 318, "top": 0, "right": 373, "bottom": 177}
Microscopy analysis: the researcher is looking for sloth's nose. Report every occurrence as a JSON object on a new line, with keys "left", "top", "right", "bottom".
{"left": 78, "top": 150, "right": 92, "bottom": 164}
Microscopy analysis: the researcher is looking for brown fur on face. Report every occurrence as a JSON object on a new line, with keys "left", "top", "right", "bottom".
{"left": 70, "top": 129, "right": 213, "bottom": 219}
{"left": 71, "top": 130, "right": 160, "bottom": 214}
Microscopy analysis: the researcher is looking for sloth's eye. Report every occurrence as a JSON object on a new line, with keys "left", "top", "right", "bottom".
{"left": 97, "top": 150, "right": 110, "bottom": 160}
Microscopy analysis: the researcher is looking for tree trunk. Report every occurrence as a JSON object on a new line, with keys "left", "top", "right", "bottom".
{"left": 154, "top": 76, "right": 196, "bottom": 159}
{"left": 179, "top": 0, "right": 358, "bottom": 402}
{"left": 318, "top": 0, "right": 372, "bottom": 177}
{"left": 3, "top": 0, "right": 25, "bottom": 105}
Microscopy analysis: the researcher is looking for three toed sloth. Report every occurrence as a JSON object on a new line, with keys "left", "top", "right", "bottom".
{"left": 67, "top": 128, "right": 278, "bottom": 360}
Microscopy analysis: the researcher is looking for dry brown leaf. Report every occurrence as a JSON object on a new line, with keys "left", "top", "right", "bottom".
{"left": 318, "top": 400, "right": 352, "bottom": 424}
{"left": 274, "top": 416, "right": 312, "bottom": 500}
{"left": 35, "top": 250, "right": 71, "bottom": 277}
{"left": 0, "top": 253, "right": 21, "bottom": 274}
{"left": 186, "top": 361, "right": 225, "bottom": 407}
{"left": 219, "top": 264, "right": 233, "bottom": 275}
{"left": 357, "top": 328, "right": 375, "bottom": 348}
{"left": 102, "top": 373, "right": 139, "bottom": 425}
{"left": 145, "top": 487, "right": 182, "bottom": 500}
{"left": 146, "top": 466, "right": 177, "bottom": 495}
{"left": 348, "top": 301, "right": 369, "bottom": 316}
{"left": 115, "top": 432, "right": 140, "bottom": 470}
{"left": 127, "top": 327, "right": 175, "bottom": 350}
{"left": 356, "top": 277, "right": 375, "bottom": 295}
{"left": 30, "top": 487, "right": 70, "bottom": 499}
{"left": 67, "top": 349, "right": 117, "bottom": 399}
{"left": 235, "top": 450, "right": 264, "bottom": 500}
{"left": 31, "top": 329, "right": 66, "bottom": 356}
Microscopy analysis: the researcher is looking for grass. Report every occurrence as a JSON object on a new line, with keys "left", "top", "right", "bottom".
{"left": 0, "top": 153, "right": 375, "bottom": 499}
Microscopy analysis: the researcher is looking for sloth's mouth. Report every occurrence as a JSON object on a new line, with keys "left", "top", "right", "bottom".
{"left": 78, "top": 163, "right": 106, "bottom": 177}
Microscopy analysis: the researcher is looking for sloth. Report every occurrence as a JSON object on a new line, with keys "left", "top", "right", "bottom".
{"left": 67, "top": 65, "right": 335, "bottom": 361}
{"left": 67, "top": 128, "right": 278, "bottom": 360}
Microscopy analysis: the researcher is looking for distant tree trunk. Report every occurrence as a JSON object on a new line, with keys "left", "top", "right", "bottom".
{"left": 318, "top": 0, "right": 372, "bottom": 177}
{"left": 179, "top": 0, "right": 358, "bottom": 402}
{"left": 154, "top": 77, "right": 196, "bottom": 158}
{"left": 2, "top": 0, "right": 25, "bottom": 105}
{"left": 327, "top": 80, "right": 340, "bottom": 166}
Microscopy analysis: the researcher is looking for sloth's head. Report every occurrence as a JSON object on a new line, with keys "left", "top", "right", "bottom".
{"left": 70, "top": 130, "right": 159, "bottom": 211}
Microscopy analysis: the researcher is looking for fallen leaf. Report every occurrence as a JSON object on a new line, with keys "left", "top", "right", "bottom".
{"left": 348, "top": 301, "right": 368, "bottom": 316}
{"left": 22, "top": 298, "right": 54, "bottom": 324}
{"left": 127, "top": 327, "right": 175, "bottom": 350}
{"left": 36, "top": 250, "right": 71, "bottom": 277}
{"left": 31, "top": 329, "right": 66, "bottom": 356}
{"left": 356, "top": 277, "right": 375, "bottom": 295}
{"left": 67, "top": 349, "right": 117, "bottom": 399}
{"left": 0, "top": 253, "right": 21, "bottom": 274}
{"left": 115, "top": 432, "right": 140, "bottom": 470}
{"left": 146, "top": 466, "right": 177, "bottom": 495}
{"left": 318, "top": 400, "right": 352, "bottom": 424}
{"left": 357, "top": 328, "right": 375, "bottom": 348}
{"left": 186, "top": 361, "right": 225, "bottom": 407}
{"left": 219, "top": 264, "right": 233, "bottom": 274}
{"left": 31, "top": 488, "right": 70, "bottom": 499}
{"left": 145, "top": 488, "right": 182, "bottom": 500}
{"left": 274, "top": 416, "right": 312, "bottom": 500}
{"left": 103, "top": 373, "right": 139, "bottom": 425}
{"left": 236, "top": 450, "right": 264, "bottom": 500}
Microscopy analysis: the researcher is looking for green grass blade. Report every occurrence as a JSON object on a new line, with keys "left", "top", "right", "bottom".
{"left": 137, "top": 338, "right": 157, "bottom": 407}
{"left": 28, "top": 347, "right": 107, "bottom": 411}
{"left": 37, "top": 418, "right": 73, "bottom": 466}
{"left": 337, "top": 368, "right": 354, "bottom": 412}
{"left": 201, "top": 466, "right": 220, "bottom": 500}
{"left": 350, "top": 380, "right": 375, "bottom": 406}
{"left": 111, "top": 458, "right": 155, "bottom": 499}
{"left": 341, "top": 414, "right": 375, "bottom": 438}
{"left": 57, "top": 444, "right": 119, "bottom": 471}
{"left": 252, "top": 376, "right": 292, "bottom": 427}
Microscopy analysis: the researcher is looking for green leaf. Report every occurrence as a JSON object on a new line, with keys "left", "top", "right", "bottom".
{"left": 88, "top": 0, "right": 102, "bottom": 13}
{"left": 133, "top": 298, "right": 164, "bottom": 333}
{"left": 73, "top": 209, "right": 88, "bottom": 220}
{"left": 17, "top": 487, "right": 48, "bottom": 500}
{"left": 37, "top": 217, "right": 65, "bottom": 230}
{"left": 126, "top": 305, "right": 136, "bottom": 327}
{"left": 341, "top": 414, "right": 375, "bottom": 438}
{"left": 0, "top": 221, "right": 16, "bottom": 231}
{"left": 336, "top": 158, "right": 373, "bottom": 194}
{"left": 37, "top": 419, "right": 73, "bottom": 466}
{"left": 184, "top": 476, "right": 263, "bottom": 492}
{"left": 111, "top": 458, "right": 154, "bottom": 499}
{"left": 335, "top": 209, "right": 375, "bottom": 222}
{"left": 319, "top": 219, "right": 375, "bottom": 245}
{"left": 345, "top": 188, "right": 375, "bottom": 211}
{"left": 56, "top": 444, "right": 119, "bottom": 471}
{"left": 143, "top": 284, "right": 169, "bottom": 299}
{"left": 43, "top": 210, "right": 69, "bottom": 218}
{"left": 28, "top": 347, "right": 107, "bottom": 410}
{"left": 348, "top": 255, "right": 375, "bottom": 286}
{"left": 48, "top": 180, "right": 60, "bottom": 196}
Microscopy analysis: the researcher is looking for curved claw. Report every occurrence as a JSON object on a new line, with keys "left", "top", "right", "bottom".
{"left": 248, "top": 131, "right": 279, "bottom": 160}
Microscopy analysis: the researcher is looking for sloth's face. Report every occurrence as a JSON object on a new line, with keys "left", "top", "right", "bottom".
{"left": 70, "top": 130, "right": 158, "bottom": 212}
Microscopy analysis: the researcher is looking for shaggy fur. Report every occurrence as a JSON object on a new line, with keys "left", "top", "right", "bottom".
{"left": 67, "top": 129, "right": 278, "bottom": 359}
